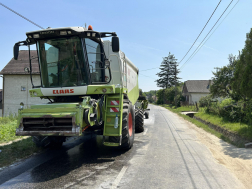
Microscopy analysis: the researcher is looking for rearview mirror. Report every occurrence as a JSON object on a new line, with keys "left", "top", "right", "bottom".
{"left": 112, "top": 36, "right": 119, "bottom": 52}
{"left": 14, "top": 43, "right": 19, "bottom": 60}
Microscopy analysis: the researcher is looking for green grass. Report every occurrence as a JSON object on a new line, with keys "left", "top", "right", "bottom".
{"left": 195, "top": 112, "right": 252, "bottom": 140}
{"left": 0, "top": 116, "right": 24, "bottom": 144}
{"left": 0, "top": 116, "right": 43, "bottom": 168}
{"left": 161, "top": 104, "right": 239, "bottom": 146}
{"left": 0, "top": 137, "right": 42, "bottom": 168}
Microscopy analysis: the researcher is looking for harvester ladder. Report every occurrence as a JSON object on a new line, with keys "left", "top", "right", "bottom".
{"left": 103, "top": 92, "right": 123, "bottom": 146}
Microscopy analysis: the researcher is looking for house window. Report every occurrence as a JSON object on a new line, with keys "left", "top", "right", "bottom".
{"left": 21, "top": 86, "right": 26, "bottom": 91}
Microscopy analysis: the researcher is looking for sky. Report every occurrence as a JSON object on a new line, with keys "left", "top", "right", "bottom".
{"left": 0, "top": 0, "right": 251, "bottom": 92}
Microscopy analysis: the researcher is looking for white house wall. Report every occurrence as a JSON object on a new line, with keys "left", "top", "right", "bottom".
{"left": 190, "top": 93, "right": 209, "bottom": 104}
{"left": 3, "top": 75, "right": 49, "bottom": 116}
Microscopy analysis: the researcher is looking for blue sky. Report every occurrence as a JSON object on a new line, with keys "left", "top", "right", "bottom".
{"left": 0, "top": 0, "right": 251, "bottom": 92}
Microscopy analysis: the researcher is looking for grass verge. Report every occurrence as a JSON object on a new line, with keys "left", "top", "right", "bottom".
{"left": 0, "top": 116, "right": 23, "bottom": 144}
{"left": 0, "top": 116, "right": 43, "bottom": 168}
{"left": 195, "top": 112, "right": 252, "bottom": 140}
{"left": 161, "top": 105, "right": 238, "bottom": 146}
{"left": 0, "top": 137, "right": 42, "bottom": 168}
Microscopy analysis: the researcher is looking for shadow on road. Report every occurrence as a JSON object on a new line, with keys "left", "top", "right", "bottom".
{"left": 29, "top": 135, "right": 130, "bottom": 183}
{"left": 219, "top": 138, "right": 252, "bottom": 160}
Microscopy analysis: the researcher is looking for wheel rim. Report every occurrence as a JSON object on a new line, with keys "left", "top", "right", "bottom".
{"left": 128, "top": 112, "right": 133, "bottom": 136}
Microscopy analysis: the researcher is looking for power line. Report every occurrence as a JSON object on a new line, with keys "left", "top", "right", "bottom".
{"left": 0, "top": 2, "right": 44, "bottom": 29}
{"left": 182, "top": 0, "right": 240, "bottom": 69}
{"left": 139, "top": 73, "right": 156, "bottom": 80}
{"left": 180, "top": 0, "right": 234, "bottom": 70}
{"left": 179, "top": 0, "right": 222, "bottom": 64}
{"left": 140, "top": 67, "right": 159, "bottom": 72}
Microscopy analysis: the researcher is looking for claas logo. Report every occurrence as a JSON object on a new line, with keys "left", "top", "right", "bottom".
{"left": 53, "top": 89, "right": 74, "bottom": 94}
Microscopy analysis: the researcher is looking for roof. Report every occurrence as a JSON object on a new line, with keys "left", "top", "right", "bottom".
{"left": 0, "top": 50, "right": 40, "bottom": 75}
{"left": 183, "top": 80, "right": 212, "bottom": 93}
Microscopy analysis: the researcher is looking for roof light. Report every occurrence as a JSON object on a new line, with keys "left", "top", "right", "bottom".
{"left": 92, "top": 33, "right": 96, "bottom": 37}
{"left": 60, "top": 31, "right": 67, "bottom": 35}
{"left": 33, "top": 34, "right": 39, "bottom": 38}
{"left": 88, "top": 25, "right": 93, "bottom": 30}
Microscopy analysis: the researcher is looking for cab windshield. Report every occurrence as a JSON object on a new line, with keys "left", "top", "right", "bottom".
{"left": 38, "top": 36, "right": 88, "bottom": 88}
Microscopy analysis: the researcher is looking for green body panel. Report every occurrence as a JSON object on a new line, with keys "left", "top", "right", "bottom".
{"left": 127, "top": 83, "right": 139, "bottom": 105}
{"left": 16, "top": 106, "right": 84, "bottom": 136}
{"left": 86, "top": 85, "right": 115, "bottom": 94}
{"left": 29, "top": 88, "right": 44, "bottom": 97}
{"left": 16, "top": 96, "right": 97, "bottom": 136}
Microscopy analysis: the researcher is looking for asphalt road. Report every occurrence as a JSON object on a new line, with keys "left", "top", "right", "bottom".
{"left": 0, "top": 104, "right": 245, "bottom": 189}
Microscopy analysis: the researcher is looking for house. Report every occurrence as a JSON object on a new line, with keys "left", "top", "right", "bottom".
{"left": 0, "top": 89, "right": 2, "bottom": 116}
{"left": 182, "top": 80, "right": 212, "bottom": 105}
{"left": 0, "top": 50, "right": 48, "bottom": 116}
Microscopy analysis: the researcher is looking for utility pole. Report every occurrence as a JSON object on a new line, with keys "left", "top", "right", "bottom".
{"left": 175, "top": 64, "right": 177, "bottom": 107}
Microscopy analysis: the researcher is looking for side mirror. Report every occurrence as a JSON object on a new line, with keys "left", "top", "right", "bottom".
{"left": 112, "top": 36, "right": 119, "bottom": 52}
{"left": 14, "top": 43, "right": 19, "bottom": 60}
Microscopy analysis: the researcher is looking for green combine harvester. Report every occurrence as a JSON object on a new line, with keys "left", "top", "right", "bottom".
{"left": 13, "top": 25, "right": 148, "bottom": 149}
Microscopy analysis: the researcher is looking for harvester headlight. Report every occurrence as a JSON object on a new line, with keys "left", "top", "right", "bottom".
{"left": 92, "top": 33, "right": 96, "bottom": 37}
{"left": 115, "top": 84, "right": 122, "bottom": 88}
{"left": 28, "top": 35, "right": 32, "bottom": 38}
{"left": 60, "top": 31, "right": 67, "bottom": 35}
{"left": 67, "top": 31, "right": 71, "bottom": 34}
{"left": 33, "top": 92, "right": 37, "bottom": 96}
{"left": 87, "top": 33, "right": 91, "bottom": 37}
{"left": 33, "top": 34, "right": 39, "bottom": 38}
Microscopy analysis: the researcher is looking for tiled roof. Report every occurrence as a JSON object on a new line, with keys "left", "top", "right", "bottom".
{"left": 0, "top": 50, "right": 40, "bottom": 75}
{"left": 184, "top": 80, "right": 212, "bottom": 93}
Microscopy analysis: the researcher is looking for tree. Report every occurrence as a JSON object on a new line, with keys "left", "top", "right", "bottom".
{"left": 233, "top": 29, "right": 252, "bottom": 100}
{"left": 156, "top": 52, "right": 180, "bottom": 89}
{"left": 210, "top": 54, "right": 237, "bottom": 98}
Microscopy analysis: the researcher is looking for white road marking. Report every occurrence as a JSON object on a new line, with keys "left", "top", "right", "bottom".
{"left": 143, "top": 128, "right": 148, "bottom": 135}
{"left": 111, "top": 166, "right": 128, "bottom": 189}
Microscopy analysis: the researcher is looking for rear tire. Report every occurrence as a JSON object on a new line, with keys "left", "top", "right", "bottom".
{"left": 110, "top": 100, "right": 135, "bottom": 150}
{"left": 32, "top": 136, "right": 65, "bottom": 148}
{"left": 135, "top": 108, "right": 144, "bottom": 133}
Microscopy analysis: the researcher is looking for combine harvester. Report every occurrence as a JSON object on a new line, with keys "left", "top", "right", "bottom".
{"left": 13, "top": 25, "right": 148, "bottom": 149}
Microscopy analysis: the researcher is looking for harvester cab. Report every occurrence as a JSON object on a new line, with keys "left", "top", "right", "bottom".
{"left": 13, "top": 26, "right": 143, "bottom": 149}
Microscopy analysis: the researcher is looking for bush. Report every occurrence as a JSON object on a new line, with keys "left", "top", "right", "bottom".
{"left": 199, "top": 95, "right": 212, "bottom": 107}
{"left": 0, "top": 116, "right": 19, "bottom": 143}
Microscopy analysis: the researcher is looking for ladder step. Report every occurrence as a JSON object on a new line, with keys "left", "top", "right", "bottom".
{"left": 103, "top": 142, "right": 120, "bottom": 147}
{"left": 107, "top": 96, "right": 120, "bottom": 99}
{"left": 107, "top": 105, "right": 120, "bottom": 108}
{"left": 106, "top": 113, "right": 120, "bottom": 117}
{"left": 103, "top": 133, "right": 121, "bottom": 136}
{"left": 105, "top": 124, "right": 120, "bottom": 127}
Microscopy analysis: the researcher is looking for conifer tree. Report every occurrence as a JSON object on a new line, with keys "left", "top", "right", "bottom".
{"left": 156, "top": 52, "right": 180, "bottom": 89}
